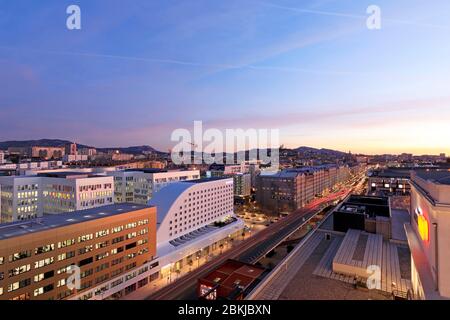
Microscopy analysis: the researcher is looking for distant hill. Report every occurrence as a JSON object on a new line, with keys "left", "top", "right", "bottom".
{"left": 97, "top": 145, "right": 161, "bottom": 155}
{"left": 294, "top": 146, "right": 348, "bottom": 157}
{"left": 0, "top": 140, "right": 162, "bottom": 154}
{"left": 0, "top": 139, "right": 90, "bottom": 149}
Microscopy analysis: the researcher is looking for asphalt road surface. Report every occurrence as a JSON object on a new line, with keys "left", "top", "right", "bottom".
{"left": 146, "top": 187, "right": 352, "bottom": 300}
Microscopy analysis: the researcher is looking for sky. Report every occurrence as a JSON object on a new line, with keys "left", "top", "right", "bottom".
{"left": 0, "top": 0, "right": 450, "bottom": 155}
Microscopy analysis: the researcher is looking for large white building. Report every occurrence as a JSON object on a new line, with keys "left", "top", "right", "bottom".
{"left": 0, "top": 172, "right": 114, "bottom": 223}
{"left": 407, "top": 170, "right": 450, "bottom": 299}
{"left": 149, "top": 177, "right": 244, "bottom": 279}
{"left": 70, "top": 177, "right": 245, "bottom": 300}
{"left": 110, "top": 169, "right": 200, "bottom": 204}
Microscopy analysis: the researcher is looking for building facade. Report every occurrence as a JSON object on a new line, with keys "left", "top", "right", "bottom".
{"left": 256, "top": 165, "right": 351, "bottom": 215}
{"left": 0, "top": 173, "right": 114, "bottom": 223}
{"left": 407, "top": 170, "right": 450, "bottom": 299}
{"left": 110, "top": 169, "right": 200, "bottom": 204}
{"left": 0, "top": 204, "right": 156, "bottom": 300}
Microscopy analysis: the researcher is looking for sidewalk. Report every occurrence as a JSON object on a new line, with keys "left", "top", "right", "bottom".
{"left": 120, "top": 226, "right": 263, "bottom": 300}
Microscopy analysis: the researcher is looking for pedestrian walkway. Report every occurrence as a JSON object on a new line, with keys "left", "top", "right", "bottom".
{"left": 249, "top": 231, "right": 324, "bottom": 300}
{"left": 120, "top": 227, "right": 263, "bottom": 300}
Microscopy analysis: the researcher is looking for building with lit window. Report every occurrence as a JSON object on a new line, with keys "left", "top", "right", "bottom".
{"left": 109, "top": 169, "right": 200, "bottom": 204}
{"left": 256, "top": 165, "right": 350, "bottom": 215}
{"left": 38, "top": 172, "right": 114, "bottom": 215}
{"left": 0, "top": 177, "right": 42, "bottom": 223}
{"left": 233, "top": 173, "right": 251, "bottom": 198}
{"left": 0, "top": 151, "right": 5, "bottom": 165}
{"left": 0, "top": 204, "right": 156, "bottom": 300}
{"left": 406, "top": 170, "right": 450, "bottom": 299}
{"left": 0, "top": 173, "right": 114, "bottom": 223}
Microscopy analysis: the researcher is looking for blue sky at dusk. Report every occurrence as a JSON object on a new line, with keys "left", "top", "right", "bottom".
{"left": 1, "top": 0, "right": 450, "bottom": 154}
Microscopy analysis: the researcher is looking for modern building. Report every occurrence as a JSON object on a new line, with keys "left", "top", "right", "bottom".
{"left": 0, "top": 173, "right": 114, "bottom": 223}
{"left": 0, "top": 204, "right": 156, "bottom": 300}
{"left": 198, "top": 260, "right": 266, "bottom": 300}
{"left": 38, "top": 172, "right": 114, "bottom": 215}
{"left": 233, "top": 173, "right": 251, "bottom": 198}
{"left": 148, "top": 177, "right": 245, "bottom": 283}
{"left": 0, "top": 151, "right": 5, "bottom": 165}
{"left": 0, "top": 176, "right": 42, "bottom": 223}
{"left": 209, "top": 164, "right": 254, "bottom": 198}
{"left": 407, "top": 170, "right": 450, "bottom": 299}
{"left": 110, "top": 169, "right": 200, "bottom": 204}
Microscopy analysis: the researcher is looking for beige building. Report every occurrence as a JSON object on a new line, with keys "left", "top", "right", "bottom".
{"left": 0, "top": 204, "right": 156, "bottom": 300}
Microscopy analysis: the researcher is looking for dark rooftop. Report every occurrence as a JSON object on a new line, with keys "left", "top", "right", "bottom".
{"left": 37, "top": 171, "right": 105, "bottom": 179}
{"left": 414, "top": 170, "right": 450, "bottom": 185}
{"left": 0, "top": 203, "right": 152, "bottom": 241}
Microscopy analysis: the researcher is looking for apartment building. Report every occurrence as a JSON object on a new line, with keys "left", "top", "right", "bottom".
{"left": 256, "top": 165, "right": 350, "bottom": 214}
{"left": 0, "top": 173, "right": 114, "bottom": 223}
{"left": 407, "top": 170, "right": 450, "bottom": 299}
{"left": 0, "top": 151, "right": 5, "bottom": 165}
{"left": 0, "top": 204, "right": 156, "bottom": 300}
{"left": 110, "top": 169, "right": 200, "bottom": 204}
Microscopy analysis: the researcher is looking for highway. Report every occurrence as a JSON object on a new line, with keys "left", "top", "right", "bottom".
{"left": 145, "top": 180, "right": 358, "bottom": 300}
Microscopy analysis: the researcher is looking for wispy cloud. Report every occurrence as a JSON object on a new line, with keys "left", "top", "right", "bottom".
{"left": 258, "top": 1, "right": 450, "bottom": 30}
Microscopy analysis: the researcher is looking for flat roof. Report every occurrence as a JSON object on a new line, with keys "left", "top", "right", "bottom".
{"left": 0, "top": 203, "right": 152, "bottom": 241}
{"left": 414, "top": 170, "right": 450, "bottom": 185}
{"left": 336, "top": 195, "right": 390, "bottom": 218}
{"left": 37, "top": 171, "right": 105, "bottom": 179}
{"left": 124, "top": 168, "right": 168, "bottom": 173}
{"left": 182, "top": 177, "right": 230, "bottom": 184}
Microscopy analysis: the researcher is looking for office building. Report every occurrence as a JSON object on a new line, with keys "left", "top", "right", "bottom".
{"left": 0, "top": 173, "right": 114, "bottom": 223}
{"left": 38, "top": 172, "right": 114, "bottom": 215}
{"left": 148, "top": 177, "right": 244, "bottom": 283}
{"left": 407, "top": 170, "right": 450, "bottom": 299}
{"left": 110, "top": 169, "right": 200, "bottom": 204}
{"left": 209, "top": 164, "right": 255, "bottom": 198}
{"left": 0, "top": 204, "right": 156, "bottom": 300}
{"left": 233, "top": 173, "right": 251, "bottom": 198}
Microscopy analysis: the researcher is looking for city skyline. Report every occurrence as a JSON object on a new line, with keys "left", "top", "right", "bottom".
{"left": 1, "top": 0, "right": 450, "bottom": 155}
